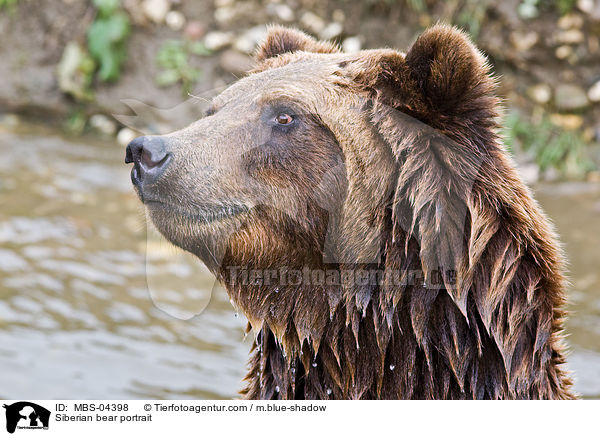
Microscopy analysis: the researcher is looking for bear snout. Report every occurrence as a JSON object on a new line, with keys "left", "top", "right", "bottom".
{"left": 125, "top": 135, "right": 172, "bottom": 190}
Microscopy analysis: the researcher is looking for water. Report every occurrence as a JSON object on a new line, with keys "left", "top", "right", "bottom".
{"left": 536, "top": 183, "right": 600, "bottom": 398}
{"left": 0, "top": 121, "right": 248, "bottom": 399}
{"left": 0, "top": 120, "right": 598, "bottom": 399}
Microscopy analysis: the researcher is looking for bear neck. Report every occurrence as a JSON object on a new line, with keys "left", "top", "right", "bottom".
{"left": 225, "top": 226, "right": 574, "bottom": 399}
{"left": 218, "top": 130, "right": 575, "bottom": 399}
{"left": 224, "top": 256, "right": 495, "bottom": 400}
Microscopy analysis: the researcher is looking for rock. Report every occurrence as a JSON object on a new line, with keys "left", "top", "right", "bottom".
{"left": 528, "top": 84, "right": 552, "bottom": 104}
{"left": 165, "top": 10, "right": 185, "bottom": 31}
{"left": 588, "top": 80, "right": 600, "bottom": 102}
{"left": 555, "top": 45, "right": 573, "bottom": 59}
{"left": 517, "top": 2, "right": 539, "bottom": 20}
{"left": 556, "top": 29, "right": 585, "bottom": 45}
{"left": 234, "top": 26, "right": 268, "bottom": 54}
{"left": 588, "top": 143, "right": 600, "bottom": 164}
{"left": 587, "top": 171, "right": 600, "bottom": 183}
{"left": 543, "top": 167, "right": 561, "bottom": 182}
{"left": 342, "top": 36, "right": 362, "bottom": 53}
{"left": 266, "top": 4, "right": 294, "bottom": 22}
{"left": 319, "top": 22, "right": 343, "bottom": 40}
{"left": 122, "top": 0, "right": 148, "bottom": 25}
{"left": 583, "top": 126, "right": 595, "bottom": 142}
{"left": 588, "top": 3, "right": 600, "bottom": 21}
{"left": 214, "top": 6, "right": 235, "bottom": 25}
{"left": 203, "top": 31, "right": 234, "bottom": 50}
{"left": 577, "top": 0, "right": 595, "bottom": 14}
{"left": 300, "top": 11, "right": 326, "bottom": 35}
{"left": 184, "top": 21, "right": 206, "bottom": 41}
{"left": 510, "top": 31, "right": 538, "bottom": 52}
{"left": 332, "top": 9, "right": 346, "bottom": 23}
{"left": 0, "top": 113, "right": 20, "bottom": 128}
{"left": 558, "top": 13, "right": 584, "bottom": 29}
{"left": 518, "top": 163, "right": 540, "bottom": 185}
{"left": 142, "top": 0, "right": 170, "bottom": 24}
{"left": 89, "top": 114, "right": 117, "bottom": 136}
{"left": 554, "top": 84, "right": 589, "bottom": 111}
{"left": 219, "top": 50, "right": 253, "bottom": 75}
{"left": 550, "top": 113, "right": 585, "bottom": 129}
{"left": 117, "top": 127, "right": 138, "bottom": 147}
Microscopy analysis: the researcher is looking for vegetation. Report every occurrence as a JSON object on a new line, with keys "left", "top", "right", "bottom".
{"left": 156, "top": 39, "right": 212, "bottom": 96}
{"left": 87, "top": 0, "right": 131, "bottom": 82}
{"left": 0, "top": 0, "right": 18, "bottom": 10}
{"left": 454, "top": 0, "right": 488, "bottom": 39}
{"left": 64, "top": 109, "right": 88, "bottom": 136}
{"left": 503, "top": 112, "right": 594, "bottom": 178}
{"left": 552, "top": 0, "right": 578, "bottom": 15}
{"left": 57, "top": 42, "right": 96, "bottom": 102}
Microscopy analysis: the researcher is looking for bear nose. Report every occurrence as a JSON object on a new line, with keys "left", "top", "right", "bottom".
{"left": 125, "top": 136, "right": 172, "bottom": 186}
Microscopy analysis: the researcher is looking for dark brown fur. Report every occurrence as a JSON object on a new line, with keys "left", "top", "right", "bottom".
{"left": 134, "top": 25, "right": 574, "bottom": 399}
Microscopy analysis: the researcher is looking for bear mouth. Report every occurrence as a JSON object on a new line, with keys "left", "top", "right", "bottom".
{"left": 144, "top": 198, "right": 251, "bottom": 224}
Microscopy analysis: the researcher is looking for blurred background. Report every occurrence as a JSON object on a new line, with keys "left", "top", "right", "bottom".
{"left": 0, "top": 0, "right": 599, "bottom": 399}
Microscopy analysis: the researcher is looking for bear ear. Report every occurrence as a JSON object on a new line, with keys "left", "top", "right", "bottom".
{"left": 347, "top": 25, "right": 498, "bottom": 132}
{"left": 255, "top": 26, "right": 339, "bottom": 62}
{"left": 402, "top": 24, "right": 498, "bottom": 125}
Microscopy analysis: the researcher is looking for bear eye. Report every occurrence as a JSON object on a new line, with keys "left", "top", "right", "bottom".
{"left": 275, "top": 113, "right": 294, "bottom": 125}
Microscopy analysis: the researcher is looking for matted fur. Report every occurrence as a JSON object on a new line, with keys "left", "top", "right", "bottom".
{"left": 134, "top": 25, "right": 575, "bottom": 399}
{"left": 239, "top": 25, "right": 573, "bottom": 399}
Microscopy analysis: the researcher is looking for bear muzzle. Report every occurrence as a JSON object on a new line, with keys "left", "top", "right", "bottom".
{"left": 125, "top": 135, "right": 172, "bottom": 193}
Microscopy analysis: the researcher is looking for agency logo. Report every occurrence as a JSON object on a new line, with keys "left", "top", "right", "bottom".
{"left": 2, "top": 402, "right": 50, "bottom": 434}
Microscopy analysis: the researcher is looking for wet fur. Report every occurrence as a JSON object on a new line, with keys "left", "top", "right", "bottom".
{"left": 237, "top": 26, "right": 574, "bottom": 399}
{"left": 147, "top": 25, "right": 575, "bottom": 399}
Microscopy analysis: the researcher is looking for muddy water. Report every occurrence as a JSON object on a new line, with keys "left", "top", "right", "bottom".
{"left": 0, "top": 120, "right": 598, "bottom": 399}
{"left": 536, "top": 184, "right": 600, "bottom": 398}
{"left": 0, "top": 120, "right": 248, "bottom": 399}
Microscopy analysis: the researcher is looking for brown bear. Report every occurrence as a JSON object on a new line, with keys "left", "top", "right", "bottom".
{"left": 125, "top": 25, "right": 575, "bottom": 399}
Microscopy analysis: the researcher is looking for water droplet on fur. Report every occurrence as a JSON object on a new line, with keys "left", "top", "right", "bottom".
{"left": 326, "top": 388, "right": 332, "bottom": 395}
{"left": 312, "top": 361, "right": 317, "bottom": 367}
{"left": 389, "top": 364, "right": 396, "bottom": 371}
{"left": 274, "top": 288, "right": 280, "bottom": 293}
{"left": 275, "top": 385, "right": 280, "bottom": 393}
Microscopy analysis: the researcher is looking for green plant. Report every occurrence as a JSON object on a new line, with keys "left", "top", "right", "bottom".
{"left": 57, "top": 41, "right": 96, "bottom": 102}
{"left": 156, "top": 39, "right": 212, "bottom": 96}
{"left": 87, "top": 0, "right": 131, "bottom": 82}
{"left": 553, "top": 0, "right": 577, "bottom": 15}
{"left": 503, "top": 112, "right": 594, "bottom": 178}
{"left": 455, "top": 0, "right": 488, "bottom": 40}
{"left": 406, "top": 0, "right": 426, "bottom": 12}
{"left": 528, "top": 0, "right": 577, "bottom": 17}
{"left": 64, "top": 109, "right": 88, "bottom": 135}
{"left": 0, "top": 0, "right": 18, "bottom": 12}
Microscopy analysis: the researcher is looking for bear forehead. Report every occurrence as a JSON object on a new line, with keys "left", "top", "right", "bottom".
{"left": 211, "top": 53, "right": 359, "bottom": 109}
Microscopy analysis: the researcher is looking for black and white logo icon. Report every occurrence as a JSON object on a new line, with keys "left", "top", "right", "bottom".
{"left": 2, "top": 402, "right": 50, "bottom": 434}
